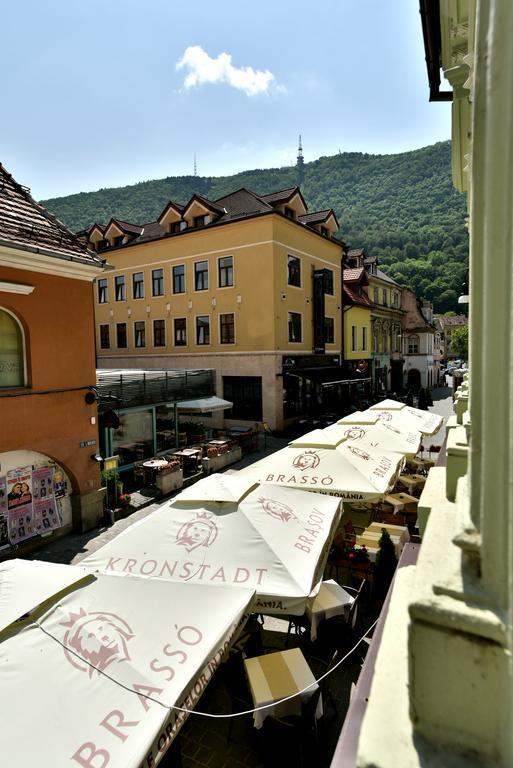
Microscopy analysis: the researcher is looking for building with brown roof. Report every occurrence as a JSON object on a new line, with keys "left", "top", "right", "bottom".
{"left": 0, "top": 163, "right": 107, "bottom": 550}
{"left": 401, "top": 287, "right": 438, "bottom": 389}
{"left": 83, "top": 185, "right": 346, "bottom": 432}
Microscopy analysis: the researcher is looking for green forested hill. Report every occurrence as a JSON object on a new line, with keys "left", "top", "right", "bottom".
{"left": 42, "top": 141, "right": 468, "bottom": 313}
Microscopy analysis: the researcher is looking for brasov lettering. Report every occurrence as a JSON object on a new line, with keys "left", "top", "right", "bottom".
{"left": 294, "top": 508, "right": 327, "bottom": 554}
{"left": 104, "top": 557, "right": 268, "bottom": 586}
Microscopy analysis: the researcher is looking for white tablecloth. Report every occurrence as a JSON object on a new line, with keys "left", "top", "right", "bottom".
{"left": 244, "top": 647, "right": 322, "bottom": 728}
{"left": 306, "top": 580, "right": 354, "bottom": 641}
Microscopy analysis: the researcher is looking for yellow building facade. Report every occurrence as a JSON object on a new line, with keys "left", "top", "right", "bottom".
{"left": 87, "top": 187, "right": 344, "bottom": 430}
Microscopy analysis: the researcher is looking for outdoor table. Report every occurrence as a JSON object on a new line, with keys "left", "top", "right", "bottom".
{"left": 396, "top": 473, "right": 426, "bottom": 495}
{"left": 367, "top": 521, "right": 410, "bottom": 545}
{"left": 384, "top": 492, "right": 419, "bottom": 515}
{"left": 142, "top": 458, "right": 168, "bottom": 469}
{"left": 355, "top": 530, "right": 405, "bottom": 560}
{"left": 406, "top": 457, "right": 435, "bottom": 475}
{"left": 244, "top": 647, "right": 322, "bottom": 729}
{"left": 173, "top": 448, "right": 202, "bottom": 475}
{"left": 305, "top": 579, "right": 354, "bottom": 641}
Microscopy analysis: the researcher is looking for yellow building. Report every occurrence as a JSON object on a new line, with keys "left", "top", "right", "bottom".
{"left": 84, "top": 187, "right": 344, "bottom": 430}
{"left": 342, "top": 267, "right": 373, "bottom": 387}
{"left": 346, "top": 249, "right": 403, "bottom": 392}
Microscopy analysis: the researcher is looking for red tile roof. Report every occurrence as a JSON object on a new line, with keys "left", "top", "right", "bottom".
{"left": 343, "top": 284, "right": 374, "bottom": 308}
{"left": 343, "top": 267, "right": 366, "bottom": 282}
{"left": 0, "top": 163, "right": 104, "bottom": 267}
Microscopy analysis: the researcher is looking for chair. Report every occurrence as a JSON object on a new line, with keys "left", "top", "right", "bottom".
{"left": 285, "top": 612, "right": 310, "bottom": 647}
{"left": 306, "top": 649, "right": 340, "bottom": 716}
{"left": 222, "top": 652, "right": 253, "bottom": 743}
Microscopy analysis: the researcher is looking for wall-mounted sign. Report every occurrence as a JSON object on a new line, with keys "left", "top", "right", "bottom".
{"left": 79, "top": 439, "right": 96, "bottom": 448}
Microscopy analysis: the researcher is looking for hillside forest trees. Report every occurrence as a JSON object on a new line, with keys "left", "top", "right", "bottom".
{"left": 42, "top": 141, "right": 468, "bottom": 313}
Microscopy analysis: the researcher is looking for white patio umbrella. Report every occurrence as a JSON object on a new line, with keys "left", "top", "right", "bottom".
{"left": 243, "top": 437, "right": 404, "bottom": 502}
{"left": 292, "top": 421, "right": 421, "bottom": 457}
{"left": 82, "top": 474, "right": 342, "bottom": 615}
{"left": 368, "top": 398, "right": 443, "bottom": 436}
{"left": 0, "top": 559, "right": 254, "bottom": 768}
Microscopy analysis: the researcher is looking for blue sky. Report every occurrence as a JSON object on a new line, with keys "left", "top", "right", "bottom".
{"left": 2, "top": 0, "right": 451, "bottom": 200}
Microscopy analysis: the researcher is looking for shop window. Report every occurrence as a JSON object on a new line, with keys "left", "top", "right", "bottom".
{"left": 220, "top": 313, "right": 235, "bottom": 344}
{"left": 99, "top": 324, "right": 110, "bottom": 350}
{"left": 152, "top": 268, "right": 164, "bottom": 296}
{"left": 111, "top": 409, "right": 154, "bottom": 466}
{"left": 97, "top": 278, "right": 108, "bottom": 304}
{"left": 324, "top": 270, "right": 334, "bottom": 295}
{"left": 156, "top": 405, "right": 177, "bottom": 452}
{"left": 408, "top": 334, "right": 419, "bottom": 354}
{"left": 115, "top": 275, "right": 125, "bottom": 302}
{"left": 153, "top": 319, "right": 165, "bottom": 347}
{"left": 134, "top": 321, "right": 146, "bottom": 348}
{"left": 287, "top": 255, "right": 301, "bottom": 287}
{"left": 194, "top": 261, "right": 209, "bottom": 291}
{"left": 0, "top": 309, "right": 25, "bottom": 388}
{"left": 196, "top": 316, "right": 210, "bottom": 345}
{"left": 172, "top": 264, "right": 186, "bottom": 294}
{"left": 288, "top": 312, "right": 302, "bottom": 343}
{"left": 218, "top": 256, "right": 234, "bottom": 287}
{"left": 324, "top": 317, "right": 334, "bottom": 344}
{"left": 116, "top": 323, "right": 127, "bottom": 349}
{"left": 174, "top": 317, "right": 187, "bottom": 346}
{"left": 223, "top": 376, "right": 262, "bottom": 421}
{"left": 132, "top": 272, "right": 144, "bottom": 300}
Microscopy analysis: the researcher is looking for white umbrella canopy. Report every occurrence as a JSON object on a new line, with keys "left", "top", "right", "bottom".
{"left": 368, "top": 398, "right": 443, "bottom": 436}
{"left": 0, "top": 560, "right": 254, "bottom": 768}
{"left": 243, "top": 439, "right": 404, "bottom": 502}
{"left": 82, "top": 474, "right": 342, "bottom": 615}
{"left": 291, "top": 422, "right": 421, "bottom": 457}
{"left": 0, "top": 558, "right": 91, "bottom": 633}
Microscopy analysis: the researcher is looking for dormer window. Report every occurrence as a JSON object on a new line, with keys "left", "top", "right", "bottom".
{"left": 170, "top": 221, "right": 187, "bottom": 234}
{"left": 320, "top": 226, "right": 329, "bottom": 237}
{"left": 194, "top": 214, "right": 209, "bottom": 228}
{"left": 348, "top": 259, "right": 357, "bottom": 268}
{"left": 98, "top": 239, "right": 110, "bottom": 251}
{"left": 284, "top": 206, "right": 295, "bottom": 220}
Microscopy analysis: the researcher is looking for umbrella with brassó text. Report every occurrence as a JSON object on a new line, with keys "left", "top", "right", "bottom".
{"left": 242, "top": 434, "right": 404, "bottom": 502}
{"left": 294, "top": 420, "right": 421, "bottom": 458}
{"left": 0, "top": 559, "right": 254, "bottom": 768}
{"left": 81, "top": 474, "right": 342, "bottom": 615}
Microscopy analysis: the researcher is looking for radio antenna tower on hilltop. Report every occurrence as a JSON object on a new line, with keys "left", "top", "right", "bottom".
{"left": 296, "top": 135, "right": 305, "bottom": 186}
{"left": 193, "top": 153, "right": 197, "bottom": 177}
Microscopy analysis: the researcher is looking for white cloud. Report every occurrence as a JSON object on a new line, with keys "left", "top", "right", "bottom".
{"left": 176, "top": 46, "right": 278, "bottom": 96}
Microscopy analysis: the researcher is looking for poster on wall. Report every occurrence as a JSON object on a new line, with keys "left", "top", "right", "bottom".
{"left": 53, "top": 469, "right": 67, "bottom": 499}
{"left": 0, "top": 477, "right": 9, "bottom": 550}
{"left": 32, "top": 467, "right": 60, "bottom": 534}
{"left": 7, "top": 466, "right": 35, "bottom": 544}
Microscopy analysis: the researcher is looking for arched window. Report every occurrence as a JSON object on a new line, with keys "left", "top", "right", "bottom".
{"left": 408, "top": 334, "right": 420, "bottom": 354}
{"left": 0, "top": 309, "right": 25, "bottom": 388}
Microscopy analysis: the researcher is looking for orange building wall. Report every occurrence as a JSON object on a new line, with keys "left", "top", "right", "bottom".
{"left": 0, "top": 265, "right": 100, "bottom": 494}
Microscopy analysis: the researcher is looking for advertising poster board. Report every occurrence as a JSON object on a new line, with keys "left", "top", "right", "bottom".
{"left": 7, "top": 466, "right": 35, "bottom": 544}
{"left": 32, "top": 467, "right": 59, "bottom": 534}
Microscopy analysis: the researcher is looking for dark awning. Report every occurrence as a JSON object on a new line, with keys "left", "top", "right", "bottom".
{"left": 286, "top": 367, "right": 372, "bottom": 388}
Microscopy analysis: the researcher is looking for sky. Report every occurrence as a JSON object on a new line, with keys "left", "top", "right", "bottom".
{"left": 2, "top": 0, "right": 451, "bottom": 201}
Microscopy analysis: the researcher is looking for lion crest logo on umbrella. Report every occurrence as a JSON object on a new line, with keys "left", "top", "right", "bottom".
{"left": 176, "top": 512, "right": 218, "bottom": 553}
{"left": 347, "top": 445, "right": 372, "bottom": 461}
{"left": 344, "top": 427, "right": 366, "bottom": 441}
{"left": 61, "top": 609, "right": 134, "bottom": 677}
{"left": 292, "top": 451, "right": 320, "bottom": 470}
{"left": 258, "top": 497, "right": 296, "bottom": 523}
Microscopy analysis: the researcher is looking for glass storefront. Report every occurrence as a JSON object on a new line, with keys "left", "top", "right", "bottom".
{"left": 111, "top": 409, "right": 154, "bottom": 466}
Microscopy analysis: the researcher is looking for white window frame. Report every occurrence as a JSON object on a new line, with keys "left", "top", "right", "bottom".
{"left": 134, "top": 320, "right": 146, "bottom": 348}
{"left": 152, "top": 318, "right": 166, "bottom": 348}
{"left": 219, "top": 312, "right": 236, "bottom": 344}
{"left": 195, "top": 314, "right": 211, "bottom": 346}
{"left": 217, "top": 255, "right": 234, "bottom": 288}
{"left": 99, "top": 323, "right": 110, "bottom": 350}
{"left": 194, "top": 260, "right": 209, "bottom": 292}
{"left": 173, "top": 317, "right": 187, "bottom": 347}
{"left": 172, "top": 264, "right": 186, "bottom": 294}
{"left": 0, "top": 306, "right": 27, "bottom": 388}
{"left": 287, "top": 254, "right": 302, "bottom": 289}
{"left": 152, "top": 268, "right": 165, "bottom": 297}
{"left": 288, "top": 311, "right": 303, "bottom": 343}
